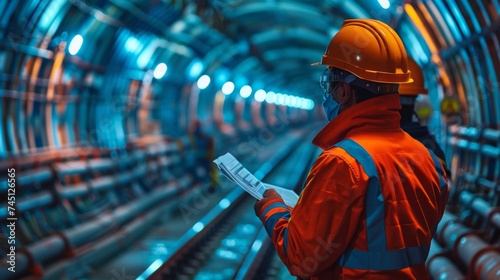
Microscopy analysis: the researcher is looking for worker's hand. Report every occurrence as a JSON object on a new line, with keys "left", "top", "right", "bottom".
{"left": 254, "top": 188, "right": 283, "bottom": 218}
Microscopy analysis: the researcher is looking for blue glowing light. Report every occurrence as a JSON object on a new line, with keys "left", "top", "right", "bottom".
{"left": 68, "top": 34, "right": 83, "bottom": 55}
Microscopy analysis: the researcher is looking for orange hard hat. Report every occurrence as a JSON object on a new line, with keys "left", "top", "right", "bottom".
{"left": 399, "top": 57, "right": 428, "bottom": 95}
{"left": 314, "top": 19, "right": 412, "bottom": 84}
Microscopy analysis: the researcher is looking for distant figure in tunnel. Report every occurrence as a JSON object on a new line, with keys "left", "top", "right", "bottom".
{"left": 399, "top": 57, "right": 450, "bottom": 177}
{"left": 254, "top": 19, "right": 449, "bottom": 279}
{"left": 188, "top": 119, "right": 217, "bottom": 187}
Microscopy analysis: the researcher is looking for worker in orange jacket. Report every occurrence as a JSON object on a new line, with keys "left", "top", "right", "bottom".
{"left": 254, "top": 19, "right": 449, "bottom": 279}
{"left": 399, "top": 57, "right": 451, "bottom": 177}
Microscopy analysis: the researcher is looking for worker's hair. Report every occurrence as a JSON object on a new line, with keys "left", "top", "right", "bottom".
{"left": 351, "top": 85, "right": 379, "bottom": 103}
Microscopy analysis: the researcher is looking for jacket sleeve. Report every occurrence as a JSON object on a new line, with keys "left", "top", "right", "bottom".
{"left": 256, "top": 150, "right": 369, "bottom": 277}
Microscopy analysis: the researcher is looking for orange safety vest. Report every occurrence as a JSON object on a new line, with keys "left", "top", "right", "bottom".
{"left": 257, "top": 94, "right": 449, "bottom": 279}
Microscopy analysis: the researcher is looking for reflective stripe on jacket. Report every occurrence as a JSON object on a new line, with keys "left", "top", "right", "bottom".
{"left": 257, "top": 94, "right": 449, "bottom": 279}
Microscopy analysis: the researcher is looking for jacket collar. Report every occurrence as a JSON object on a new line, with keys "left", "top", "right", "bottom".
{"left": 312, "top": 94, "right": 402, "bottom": 150}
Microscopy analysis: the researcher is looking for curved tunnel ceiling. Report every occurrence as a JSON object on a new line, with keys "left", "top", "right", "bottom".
{"left": 0, "top": 0, "right": 401, "bottom": 101}
{"left": 1, "top": 0, "right": 499, "bottom": 141}
{"left": 195, "top": 0, "right": 377, "bottom": 98}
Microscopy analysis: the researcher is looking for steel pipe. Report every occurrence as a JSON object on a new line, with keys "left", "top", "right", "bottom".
{"left": 426, "top": 239, "right": 464, "bottom": 280}
{"left": 436, "top": 211, "right": 500, "bottom": 280}
{"left": 475, "top": 251, "right": 500, "bottom": 280}
{"left": 459, "top": 191, "right": 500, "bottom": 230}
{"left": 0, "top": 175, "right": 191, "bottom": 277}
{"left": 436, "top": 211, "right": 462, "bottom": 246}
{"left": 427, "top": 255, "right": 465, "bottom": 280}
{"left": 457, "top": 234, "right": 500, "bottom": 279}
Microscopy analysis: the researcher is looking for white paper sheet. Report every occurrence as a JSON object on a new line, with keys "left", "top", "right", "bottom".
{"left": 213, "top": 153, "right": 299, "bottom": 207}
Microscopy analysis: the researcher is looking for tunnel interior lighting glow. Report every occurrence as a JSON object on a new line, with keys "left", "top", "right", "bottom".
{"left": 137, "top": 42, "right": 158, "bottom": 68}
{"left": 277, "top": 94, "right": 285, "bottom": 105}
{"left": 301, "top": 100, "right": 308, "bottom": 109}
{"left": 290, "top": 96, "right": 297, "bottom": 107}
{"left": 297, "top": 98, "right": 303, "bottom": 108}
{"left": 153, "top": 63, "right": 167, "bottom": 79}
{"left": 265, "top": 91, "right": 276, "bottom": 103}
{"left": 216, "top": 68, "right": 230, "bottom": 86}
{"left": 188, "top": 59, "right": 204, "bottom": 79}
{"left": 301, "top": 100, "right": 308, "bottom": 110}
{"left": 216, "top": 248, "right": 238, "bottom": 260}
{"left": 305, "top": 99, "right": 315, "bottom": 110}
{"left": 284, "top": 95, "right": 291, "bottom": 106}
{"left": 68, "top": 34, "right": 83, "bottom": 55}
{"left": 219, "top": 199, "right": 230, "bottom": 209}
{"left": 152, "top": 243, "right": 168, "bottom": 255}
{"left": 197, "top": 75, "right": 211, "bottom": 89}
{"left": 222, "top": 81, "right": 235, "bottom": 95}
{"left": 137, "top": 259, "right": 163, "bottom": 280}
{"left": 171, "top": 20, "right": 186, "bottom": 34}
{"left": 192, "top": 222, "right": 204, "bottom": 232}
{"left": 125, "top": 36, "right": 141, "bottom": 53}
{"left": 254, "top": 89, "right": 266, "bottom": 102}
{"left": 240, "top": 85, "right": 252, "bottom": 98}
{"left": 251, "top": 240, "right": 263, "bottom": 252}
{"left": 378, "top": 0, "right": 390, "bottom": 9}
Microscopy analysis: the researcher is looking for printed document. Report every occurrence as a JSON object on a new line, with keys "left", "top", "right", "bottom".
{"left": 213, "top": 153, "right": 299, "bottom": 207}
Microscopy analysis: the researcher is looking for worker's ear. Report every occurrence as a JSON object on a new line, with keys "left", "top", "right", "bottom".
{"left": 338, "top": 83, "right": 356, "bottom": 107}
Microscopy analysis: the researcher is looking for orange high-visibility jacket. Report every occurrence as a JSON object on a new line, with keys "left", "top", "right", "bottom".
{"left": 257, "top": 94, "right": 449, "bottom": 279}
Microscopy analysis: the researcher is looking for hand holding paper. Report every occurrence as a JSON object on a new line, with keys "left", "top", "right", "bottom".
{"left": 213, "top": 153, "right": 299, "bottom": 207}
{"left": 262, "top": 183, "right": 299, "bottom": 208}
